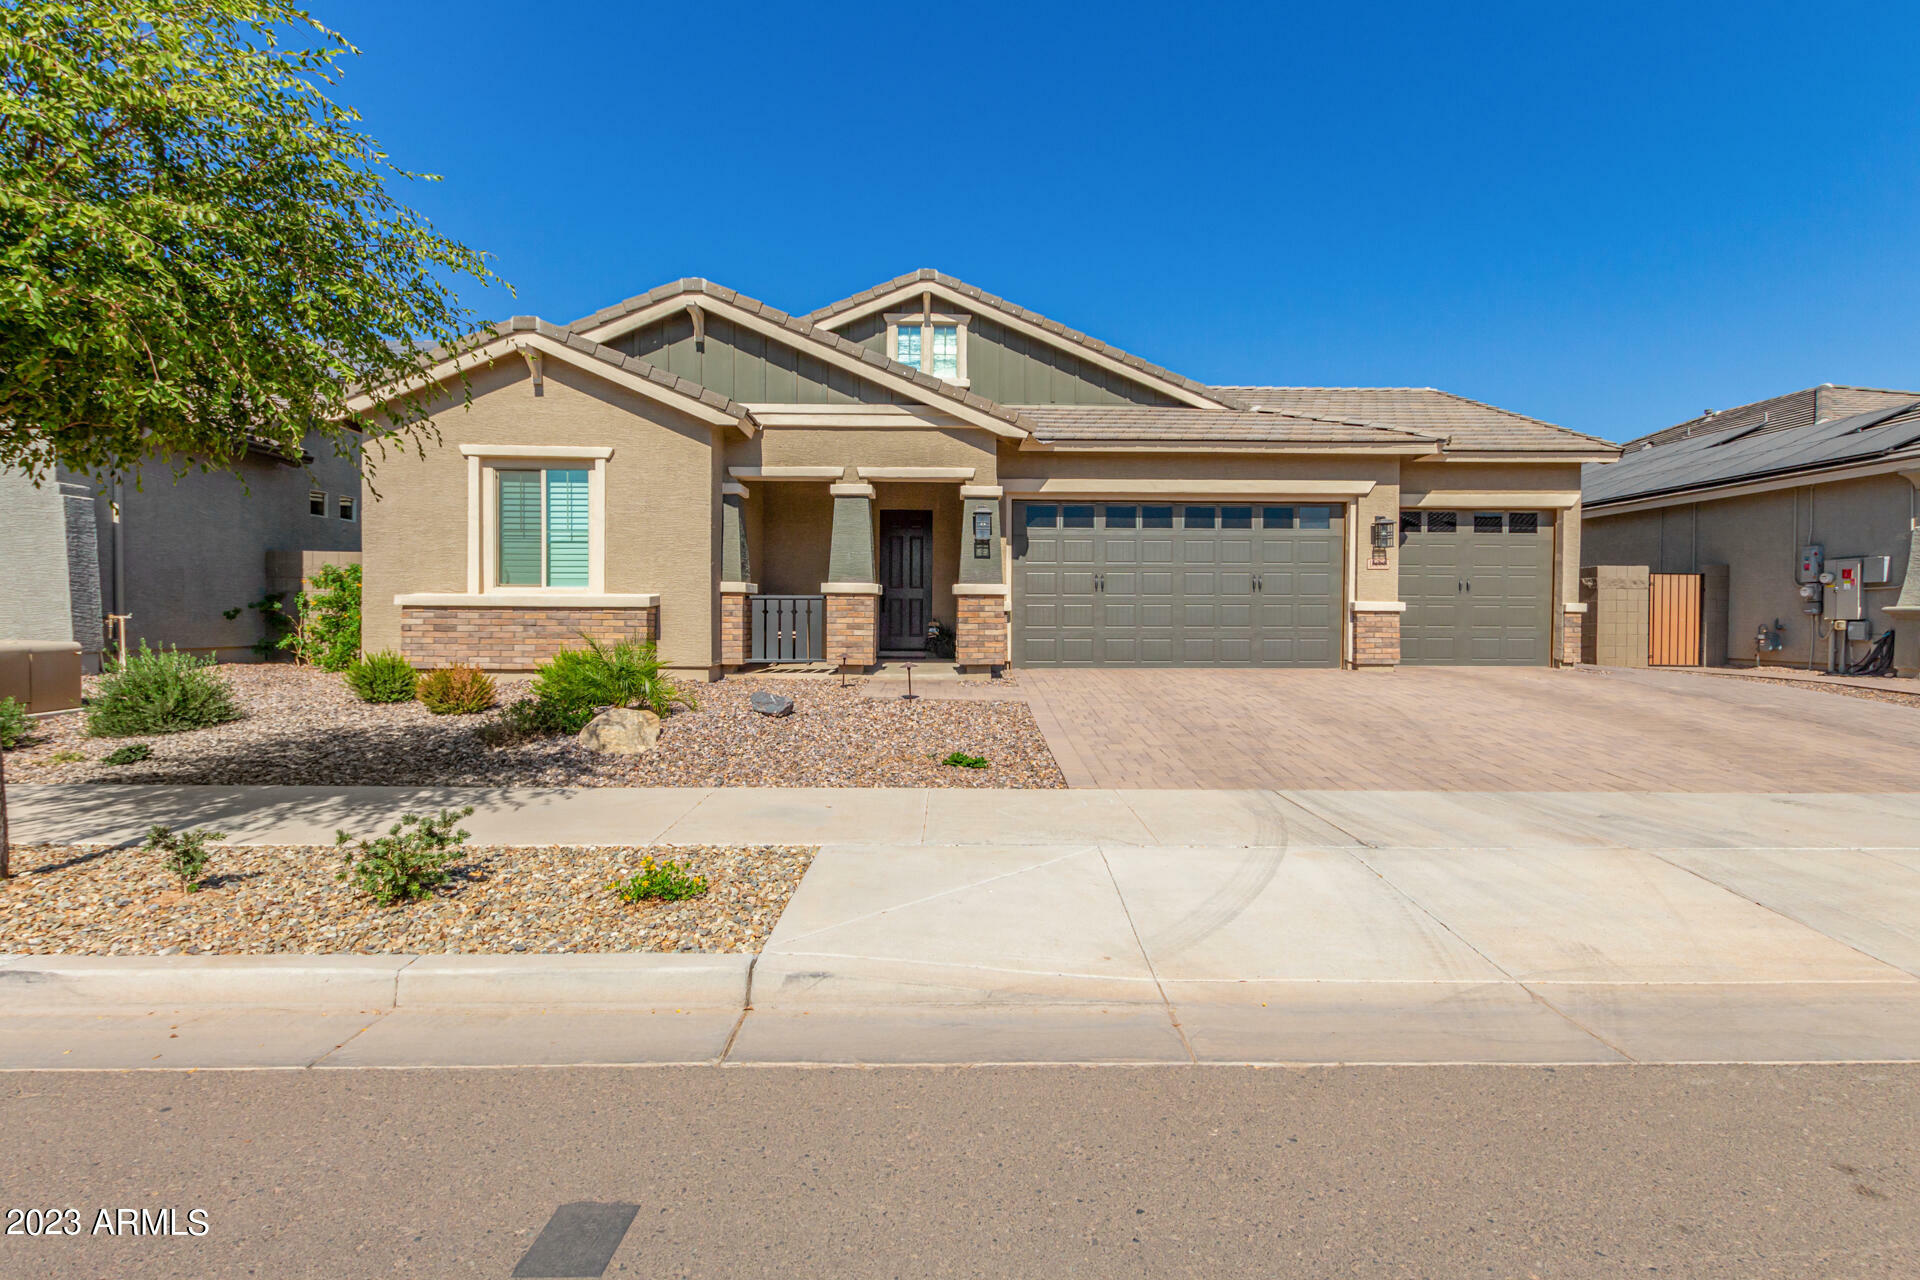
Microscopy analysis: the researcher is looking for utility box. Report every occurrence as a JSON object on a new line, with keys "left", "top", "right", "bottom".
{"left": 1824, "top": 558, "right": 1865, "bottom": 621}
{"left": 1863, "top": 555, "right": 1893, "bottom": 586}
{"left": 1798, "top": 545, "right": 1825, "bottom": 584}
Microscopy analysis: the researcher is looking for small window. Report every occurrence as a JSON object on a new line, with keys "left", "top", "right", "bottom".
{"left": 1508, "top": 512, "right": 1540, "bottom": 534}
{"left": 1142, "top": 505, "right": 1174, "bottom": 529}
{"left": 895, "top": 326, "right": 922, "bottom": 369}
{"left": 1263, "top": 506, "right": 1295, "bottom": 529}
{"left": 337, "top": 495, "right": 356, "bottom": 523}
{"left": 1474, "top": 513, "right": 1505, "bottom": 534}
{"left": 1062, "top": 504, "right": 1095, "bottom": 529}
{"left": 1426, "top": 510, "right": 1458, "bottom": 533}
{"left": 1221, "top": 506, "right": 1253, "bottom": 530}
{"left": 309, "top": 490, "right": 327, "bottom": 517}
{"left": 930, "top": 325, "right": 959, "bottom": 380}
{"left": 1400, "top": 511, "right": 1423, "bottom": 533}
{"left": 1105, "top": 505, "right": 1138, "bottom": 529}
{"left": 1184, "top": 506, "right": 1216, "bottom": 529}
{"left": 1299, "top": 506, "right": 1332, "bottom": 530}
{"left": 1024, "top": 504, "right": 1058, "bottom": 529}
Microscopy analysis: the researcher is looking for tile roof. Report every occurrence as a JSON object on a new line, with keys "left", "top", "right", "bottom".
{"left": 1213, "top": 387, "right": 1617, "bottom": 454}
{"left": 1584, "top": 399, "right": 1920, "bottom": 507}
{"left": 569, "top": 278, "right": 1034, "bottom": 434}
{"left": 1016, "top": 404, "right": 1435, "bottom": 446}
{"left": 806, "top": 269, "right": 1243, "bottom": 409}
{"left": 1626, "top": 384, "right": 1920, "bottom": 450}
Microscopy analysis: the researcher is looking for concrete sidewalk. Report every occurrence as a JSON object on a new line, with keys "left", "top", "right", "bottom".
{"left": 8, "top": 786, "right": 1920, "bottom": 1068}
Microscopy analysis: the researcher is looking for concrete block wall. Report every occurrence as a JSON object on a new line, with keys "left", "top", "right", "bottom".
{"left": 1580, "top": 565, "right": 1649, "bottom": 668}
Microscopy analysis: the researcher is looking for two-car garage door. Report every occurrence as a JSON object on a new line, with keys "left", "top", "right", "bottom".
{"left": 1013, "top": 502, "right": 1342, "bottom": 667}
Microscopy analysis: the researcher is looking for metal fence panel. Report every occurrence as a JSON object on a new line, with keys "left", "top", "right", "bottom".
{"left": 750, "top": 595, "right": 825, "bottom": 662}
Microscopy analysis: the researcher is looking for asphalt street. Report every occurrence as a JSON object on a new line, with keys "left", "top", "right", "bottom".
{"left": 1, "top": 1064, "right": 1914, "bottom": 1279}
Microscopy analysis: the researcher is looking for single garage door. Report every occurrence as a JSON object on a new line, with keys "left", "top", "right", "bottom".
{"left": 1399, "top": 509, "right": 1553, "bottom": 665}
{"left": 1014, "top": 501, "right": 1342, "bottom": 667}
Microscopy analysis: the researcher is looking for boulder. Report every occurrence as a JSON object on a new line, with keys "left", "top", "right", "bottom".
{"left": 749, "top": 690, "right": 795, "bottom": 717}
{"left": 577, "top": 707, "right": 662, "bottom": 755}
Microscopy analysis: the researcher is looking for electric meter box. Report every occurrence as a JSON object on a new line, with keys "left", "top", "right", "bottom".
{"left": 1797, "top": 545, "right": 1825, "bottom": 584}
{"left": 1823, "top": 557, "right": 1865, "bottom": 621}
{"left": 1863, "top": 555, "right": 1893, "bottom": 585}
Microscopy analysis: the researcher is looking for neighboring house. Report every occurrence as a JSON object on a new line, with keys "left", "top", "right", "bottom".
{"left": 352, "top": 270, "right": 1617, "bottom": 676}
{"left": 0, "top": 433, "right": 363, "bottom": 672}
{"left": 1582, "top": 384, "right": 1920, "bottom": 675}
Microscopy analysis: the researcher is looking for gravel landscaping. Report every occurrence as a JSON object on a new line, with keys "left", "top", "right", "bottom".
{"left": 0, "top": 840, "right": 813, "bottom": 955}
{"left": 5, "top": 665, "right": 1066, "bottom": 788}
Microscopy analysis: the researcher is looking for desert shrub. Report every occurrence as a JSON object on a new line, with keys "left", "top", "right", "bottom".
{"left": 610, "top": 855, "right": 709, "bottom": 903}
{"left": 344, "top": 650, "right": 417, "bottom": 703}
{"left": 102, "top": 743, "right": 152, "bottom": 765}
{"left": 941, "top": 751, "right": 989, "bottom": 769}
{"left": 145, "top": 824, "right": 226, "bottom": 892}
{"left": 221, "top": 591, "right": 292, "bottom": 660}
{"left": 530, "top": 637, "right": 696, "bottom": 733}
{"left": 292, "top": 563, "right": 362, "bottom": 671}
{"left": 418, "top": 666, "right": 496, "bottom": 715}
{"left": 86, "top": 643, "right": 240, "bottom": 737}
{"left": 335, "top": 806, "right": 475, "bottom": 906}
{"left": 47, "top": 748, "right": 87, "bottom": 764}
{"left": 0, "top": 696, "right": 29, "bottom": 749}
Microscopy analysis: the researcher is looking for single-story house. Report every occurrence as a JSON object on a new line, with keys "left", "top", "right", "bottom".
{"left": 0, "top": 434, "right": 362, "bottom": 682}
{"left": 1582, "top": 384, "right": 1920, "bottom": 675}
{"left": 353, "top": 271, "right": 1618, "bottom": 677}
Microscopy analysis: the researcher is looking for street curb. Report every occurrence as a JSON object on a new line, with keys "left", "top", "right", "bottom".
{"left": 0, "top": 954, "right": 754, "bottom": 1014}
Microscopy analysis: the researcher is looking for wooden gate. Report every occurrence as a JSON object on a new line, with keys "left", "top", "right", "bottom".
{"left": 1648, "top": 573, "right": 1703, "bottom": 666}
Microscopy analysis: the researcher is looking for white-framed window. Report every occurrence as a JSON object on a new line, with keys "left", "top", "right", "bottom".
{"left": 309, "top": 490, "right": 327, "bottom": 517}
{"left": 886, "top": 311, "right": 970, "bottom": 385}
{"left": 459, "top": 445, "right": 612, "bottom": 595}
{"left": 337, "top": 494, "right": 357, "bottom": 523}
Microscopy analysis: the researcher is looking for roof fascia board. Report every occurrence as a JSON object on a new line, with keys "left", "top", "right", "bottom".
{"left": 812, "top": 280, "right": 1233, "bottom": 411}
{"left": 1403, "top": 490, "right": 1581, "bottom": 510}
{"left": 578, "top": 294, "right": 1025, "bottom": 440}
{"left": 1022, "top": 440, "right": 1439, "bottom": 457}
{"left": 1586, "top": 451, "right": 1920, "bottom": 517}
{"left": 1435, "top": 450, "right": 1622, "bottom": 464}
{"left": 1002, "top": 478, "right": 1377, "bottom": 498}
{"left": 342, "top": 332, "right": 747, "bottom": 429}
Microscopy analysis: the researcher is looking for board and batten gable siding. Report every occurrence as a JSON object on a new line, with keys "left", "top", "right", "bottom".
{"left": 841, "top": 312, "right": 1181, "bottom": 407}
{"left": 360, "top": 356, "right": 723, "bottom": 670}
{"left": 612, "top": 312, "right": 908, "bottom": 405}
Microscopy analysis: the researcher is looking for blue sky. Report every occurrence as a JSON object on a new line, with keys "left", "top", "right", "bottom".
{"left": 317, "top": 0, "right": 1920, "bottom": 441}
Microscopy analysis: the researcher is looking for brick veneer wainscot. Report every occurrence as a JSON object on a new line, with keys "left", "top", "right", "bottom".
{"left": 400, "top": 605, "right": 658, "bottom": 670}
{"left": 956, "top": 595, "right": 1009, "bottom": 667}
{"left": 719, "top": 591, "right": 751, "bottom": 667}
{"left": 824, "top": 594, "right": 878, "bottom": 669}
{"left": 1353, "top": 610, "right": 1400, "bottom": 666}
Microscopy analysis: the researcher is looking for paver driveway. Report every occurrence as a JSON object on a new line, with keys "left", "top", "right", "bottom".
{"left": 1018, "top": 666, "right": 1920, "bottom": 790}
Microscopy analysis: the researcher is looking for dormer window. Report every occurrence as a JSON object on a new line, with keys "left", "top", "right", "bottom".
{"left": 886, "top": 311, "right": 969, "bottom": 386}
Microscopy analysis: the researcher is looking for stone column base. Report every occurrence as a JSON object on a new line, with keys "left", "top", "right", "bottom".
{"left": 1562, "top": 607, "right": 1586, "bottom": 666}
{"left": 720, "top": 591, "right": 751, "bottom": 668}
{"left": 824, "top": 592, "right": 879, "bottom": 670}
{"left": 1352, "top": 610, "right": 1401, "bottom": 667}
{"left": 956, "top": 593, "right": 1009, "bottom": 668}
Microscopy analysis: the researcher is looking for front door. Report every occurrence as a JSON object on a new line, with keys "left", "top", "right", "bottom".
{"left": 879, "top": 509, "right": 933, "bottom": 652}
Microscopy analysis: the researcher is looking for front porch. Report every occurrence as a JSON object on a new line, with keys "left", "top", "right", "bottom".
{"left": 719, "top": 469, "right": 1009, "bottom": 672}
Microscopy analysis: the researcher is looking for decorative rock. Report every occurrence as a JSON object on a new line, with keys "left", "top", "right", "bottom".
{"left": 577, "top": 707, "right": 661, "bottom": 755}
{"left": 749, "top": 691, "right": 795, "bottom": 717}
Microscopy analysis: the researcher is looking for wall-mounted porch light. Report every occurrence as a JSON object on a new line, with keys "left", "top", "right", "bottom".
{"left": 1370, "top": 515, "right": 1395, "bottom": 566}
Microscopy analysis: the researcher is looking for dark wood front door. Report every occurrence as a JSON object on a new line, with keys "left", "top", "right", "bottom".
{"left": 880, "top": 510, "right": 933, "bottom": 652}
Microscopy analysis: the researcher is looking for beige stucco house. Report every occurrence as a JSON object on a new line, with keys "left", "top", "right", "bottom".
{"left": 1583, "top": 384, "right": 1920, "bottom": 676}
{"left": 353, "top": 271, "right": 1617, "bottom": 677}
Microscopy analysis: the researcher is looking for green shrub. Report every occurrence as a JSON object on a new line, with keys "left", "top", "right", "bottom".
{"left": 530, "top": 636, "right": 696, "bottom": 733}
{"left": 86, "top": 643, "right": 240, "bottom": 737}
{"left": 476, "top": 696, "right": 569, "bottom": 748}
{"left": 47, "top": 748, "right": 87, "bottom": 764}
{"left": 221, "top": 591, "right": 291, "bottom": 660}
{"left": 941, "top": 751, "right": 989, "bottom": 769}
{"left": 335, "top": 807, "right": 475, "bottom": 907}
{"left": 292, "top": 563, "right": 362, "bottom": 671}
{"left": 0, "top": 696, "right": 29, "bottom": 750}
{"left": 610, "top": 855, "right": 709, "bottom": 903}
{"left": 144, "top": 824, "right": 226, "bottom": 892}
{"left": 344, "top": 650, "right": 417, "bottom": 703}
{"left": 418, "top": 666, "right": 496, "bottom": 715}
{"left": 102, "top": 742, "right": 152, "bottom": 765}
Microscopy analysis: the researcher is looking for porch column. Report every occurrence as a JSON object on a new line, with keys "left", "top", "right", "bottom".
{"left": 719, "top": 482, "right": 755, "bottom": 669}
{"left": 955, "top": 484, "right": 1009, "bottom": 668}
{"left": 824, "top": 481, "right": 880, "bottom": 670}
{"left": 1885, "top": 468, "right": 1920, "bottom": 676}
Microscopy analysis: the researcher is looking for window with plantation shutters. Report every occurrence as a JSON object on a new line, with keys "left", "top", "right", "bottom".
{"left": 498, "top": 470, "right": 543, "bottom": 585}
{"left": 545, "top": 469, "right": 590, "bottom": 587}
{"left": 497, "top": 468, "right": 590, "bottom": 588}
